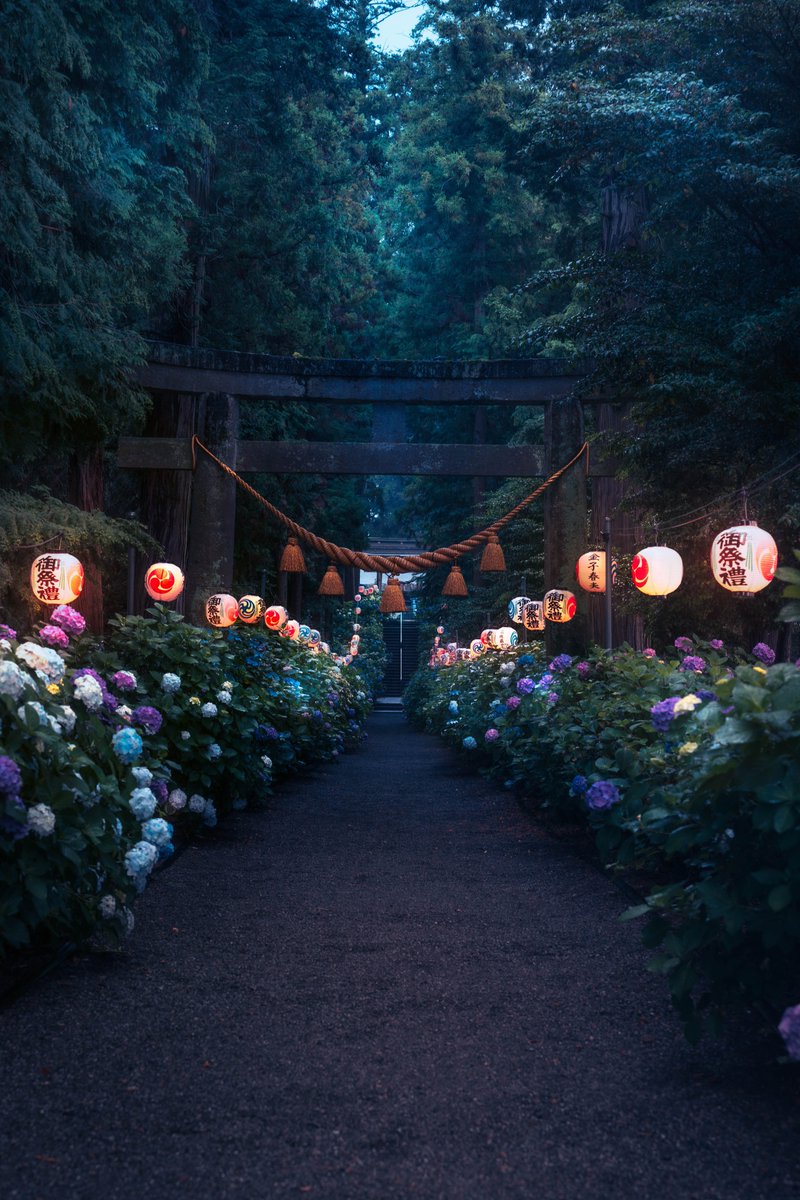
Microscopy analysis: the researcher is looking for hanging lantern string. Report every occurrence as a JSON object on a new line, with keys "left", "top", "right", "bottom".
{"left": 654, "top": 446, "right": 800, "bottom": 532}
{"left": 190, "top": 436, "right": 589, "bottom": 575}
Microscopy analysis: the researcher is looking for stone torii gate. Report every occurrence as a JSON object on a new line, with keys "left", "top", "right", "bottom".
{"left": 119, "top": 341, "right": 612, "bottom": 646}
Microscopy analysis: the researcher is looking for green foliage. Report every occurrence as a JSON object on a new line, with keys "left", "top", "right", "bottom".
{"left": 407, "top": 631, "right": 800, "bottom": 1045}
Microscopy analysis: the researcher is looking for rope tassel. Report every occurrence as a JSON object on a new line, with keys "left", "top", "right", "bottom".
{"left": 380, "top": 575, "right": 406, "bottom": 613}
{"left": 480, "top": 533, "right": 506, "bottom": 572}
{"left": 318, "top": 563, "right": 344, "bottom": 595}
{"left": 442, "top": 563, "right": 468, "bottom": 597}
{"left": 280, "top": 537, "right": 306, "bottom": 573}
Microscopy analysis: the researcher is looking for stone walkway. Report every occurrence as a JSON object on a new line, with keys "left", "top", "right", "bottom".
{"left": 0, "top": 713, "right": 798, "bottom": 1199}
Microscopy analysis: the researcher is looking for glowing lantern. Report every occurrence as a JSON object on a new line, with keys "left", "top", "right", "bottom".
{"left": 495, "top": 626, "right": 519, "bottom": 650}
{"left": 544, "top": 589, "right": 577, "bottom": 623}
{"left": 508, "top": 596, "right": 531, "bottom": 624}
{"left": 308, "top": 629, "right": 321, "bottom": 646}
{"left": 298, "top": 624, "right": 311, "bottom": 643}
{"left": 30, "top": 553, "right": 84, "bottom": 605}
{"left": 576, "top": 552, "right": 616, "bottom": 593}
{"left": 470, "top": 638, "right": 486, "bottom": 657}
{"left": 522, "top": 600, "right": 545, "bottom": 632}
{"left": 480, "top": 628, "right": 496, "bottom": 647}
{"left": 264, "top": 605, "right": 288, "bottom": 631}
{"left": 631, "top": 547, "right": 683, "bottom": 596}
{"left": 710, "top": 525, "right": 778, "bottom": 594}
{"left": 206, "top": 594, "right": 239, "bottom": 627}
{"left": 237, "top": 595, "right": 266, "bottom": 624}
{"left": 144, "top": 562, "right": 184, "bottom": 603}
{"left": 280, "top": 619, "right": 301, "bottom": 641}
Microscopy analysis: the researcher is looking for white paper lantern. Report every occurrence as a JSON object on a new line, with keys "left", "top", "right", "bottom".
{"left": 298, "top": 624, "right": 312, "bottom": 643}
{"left": 144, "top": 562, "right": 184, "bottom": 602}
{"left": 508, "top": 596, "right": 531, "bottom": 624}
{"left": 206, "top": 594, "right": 239, "bottom": 627}
{"left": 521, "top": 600, "right": 545, "bottom": 632}
{"left": 480, "top": 628, "right": 496, "bottom": 647}
{"left": 237, "top": 595, "right": 266, "bottom": 624}
{"left": 631, "top": 547, "right": 683, "bottom": 596}
{"left": 30, "top": 552, "right": 84, "bottom": 605}
{"left": 470, "top": 638, "right": 486, "bottom": 657}
{"left": 576, "top": 552, "right": 616, "bottom": 593}
{"left": 495, "top": 626, "right": 519, "bottom": 649}
{"left": 264, "top": 605, "right": 288, "bottom": 631}
{"left": 308, "top": 629, "right": 321, "bottom": 646}
{"left": 544, "top": 589, "right": 577, "bottom": 623}
{"left": 280, "top": 619, "right": 301, "bottom": 641}
{"left": 710, "top": 525, "right": 778, "bottom": 594}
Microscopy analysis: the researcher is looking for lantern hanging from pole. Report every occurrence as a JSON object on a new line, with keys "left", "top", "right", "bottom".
{"left": 279, "top": 537, "right": 306, "bottom": 573}
{"left": 480, "top": 534, "right": 506, "bottom": 572}
{"left": 380, "top": 575, "right": 406, "bottom": 613}
{"left": 264, "top": 605, "right": 288, "bottom": 631}
{"left": 205, "top": 594, "right": 239, "bottom": 627}
{"left": 576, "top": 551, "right": 616, "bottom": 593}
{"left": 544, "top": 589, "right": 577, "bottom": 623}
{"left": 30, "top": 552, "right": 84, "bottom": 605}
{"left": 522, "top": 600, "right": 545, "bottom": 632}
{"left": 631, "top": 547, "right": 683, "bottom": 596}
{"left": 318, "top": 563, "right": 345, "bottom": 596}
{"left": 508, "top": 596, "right": 531, "bottom": 624}
{"left": 237, "top": 595, "right": 266, "bottom": 624}
{"left": 144, "top": 562, "right": 184, "bottom": 602}
{"left": 710, "top": 525, "right": 778, "bottom": 594}
{"left": 442, "top": 563, "right": 468, "bottom": 597}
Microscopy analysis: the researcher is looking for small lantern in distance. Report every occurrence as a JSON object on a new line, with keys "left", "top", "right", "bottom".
{"left": 280, "top": 619, "right": 301, "bottom": 641}
{"left": 31, "top": 552, "right": 84, "bottom": 605}
{"left": 508, "top": 596, "right": 531, "bottom": 624}
{"left": 206, "top": 594, "right": 239, "bottom": 627}
{"left": 544, "top": 589, "right": 577, "bottom": 623}
{"left": 145, "top": 562, "right": 184, "bottom": 603}
{"left": 710, "top": 525, "right": 778, "bottom": 594}
{"left": 264, "top": 605, "right": 288, "bottom": 631}
{"left": 237, "top": 595, "right": 266, "bottom": 624}
{"left": 631, "top": 547, "right": 683, "bottom": 596}
{"left": 495, "top": 626, "right": 519, "bottom": 650}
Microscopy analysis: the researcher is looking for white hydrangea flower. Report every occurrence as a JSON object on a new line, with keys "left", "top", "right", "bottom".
{"left": 500, "top": 662, "right": 515, "bottom": 675}
{"left": 55, "top": 705, "right": 77, "bottom": 735}
{"left": 222, "top": 680, "right": 234, "bottom": 690}
{"left": 217, "top": 690, "right": 232, "bottom": 705}
{"left": 18, "top": 700, "right": 60, "bottom": 732}
{"left": 0, "top": 660, "right": 30, "bottom": 699}
{"left": 201, "top": 702, "right": 218, "bottom": 718}
{"left": 161, "top": 672, "right": 181, "bottom": 693}
{"left": 261, "top": 755, "right": 272, "bottom": 769}
{"left": 132, "top": 766, "right": 153, "bottom": 787}
{"left": 16, "top": 642, "right": 65, "bottom": 683}
{"left": 188, "top": 793, "right": 206, "bottom": 814}
{"left": 208, "top": 743, "right": 222, "bottom": 760}
{"left": 674, "top": 694, "right": 702, "bottom": 714}
{"left": 73, "top": 674, "right": 104, "bottom": 711}
{"left": 167, "top": 788, "right": 187, "bottom": 811}
{"left": 116, "top": 704, "right": 132, "bottom": 721}
{"left": 28, "top": 803, "right": 56, "bottom": 836}
{"left": 0, "top": 639, "right": 11, "bottom": 653}
{"left": 99, "top": 895, "right": 117, "bottom": 919}
{"left": 180, "top": 730, "right": 190, "bottom": 741}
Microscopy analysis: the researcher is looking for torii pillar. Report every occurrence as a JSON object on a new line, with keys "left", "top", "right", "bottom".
{"left": 185, "top": 393, "right": 239, "bottom": 622}
{"left": 544, "top": 396, "right": 588, "bottom": 654}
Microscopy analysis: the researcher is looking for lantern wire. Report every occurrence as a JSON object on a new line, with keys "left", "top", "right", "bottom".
{"left": 16, "top": 531, "right": 65, "bottom": 550}
{"left": 655, "top": 445, "right": 800, "bottom": 532}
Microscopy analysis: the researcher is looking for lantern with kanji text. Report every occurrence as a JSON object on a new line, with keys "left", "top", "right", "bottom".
{"left": 237, "top": 595, "right": 266, "bottom": 624}
{"left": 30, "top": 553, "right": 84, "bottom": 605}
{"left": 205, "top": 594, "right": 239, "bottom": 627}
{"left": 522, "top": 600, "right": 545, "bottom": 631}
{"left": 544, "top": 589, "right": 577, "bottom": 623}
{"left": 576, "top": 552, "right": 616, "bottom": 593}
{"left": 710, "top": 525, "right": 777, "bottom": 594}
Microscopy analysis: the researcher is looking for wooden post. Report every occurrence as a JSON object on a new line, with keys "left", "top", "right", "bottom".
{"left": 544, "top": 396, "right": 588, "bottom": 655}
{"left": 186, "top": 393, "right": 239, "bottom": 623}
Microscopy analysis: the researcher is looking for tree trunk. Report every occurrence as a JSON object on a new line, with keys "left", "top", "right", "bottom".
{"left": 67, "top": 446, "right": 104, "bottom": 633}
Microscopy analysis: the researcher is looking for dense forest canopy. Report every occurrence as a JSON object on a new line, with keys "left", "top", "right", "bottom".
{"left": 0, "top": 0, "right": 798, "bottom": 647}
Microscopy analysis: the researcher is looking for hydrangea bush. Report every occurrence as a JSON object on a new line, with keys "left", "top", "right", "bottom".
{"left": 406, "top": 635, "right": 800, "bottom": 1048}
{"left": 0, "top": 604, "right": 374, "bottom": 957}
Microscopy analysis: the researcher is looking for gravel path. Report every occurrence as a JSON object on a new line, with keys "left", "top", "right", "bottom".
{"left": 0, "top": 712, "right": 798, "bottom": 1200}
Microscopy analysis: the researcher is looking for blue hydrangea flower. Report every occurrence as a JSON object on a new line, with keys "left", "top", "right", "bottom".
{"left": 208, "top": 743, "right": 222, "bottom": 760}
{"left": 141, "top": 818, "right": 172, "bottom": 847}
{"left": 161, "top": 672, "right": 181, "bottom": 693}
{"left": 201, "top": 702, "right": 218, "bottom": 718}
{"left": 129, "top": 787, "right": 157, "bottom": 820}
{"left": 112, "top": 727, "right": 143, "bottom": 763}
{"left": 124, "top": 841, "right": 158, "bottom": 877}
{"left": 586, "top": 781, "right": 621, "bottom": 811}
{"left": 570, "top": 775, "right": 588, "bottom": 796}
{"left": 549, "top": 654, "right": 573, "bottom": 672}
{"left": 650, "top": 697, "right": 680, "bottom": 733}
{"left": 448, "top": 700, "right": 459, "bottom": 714}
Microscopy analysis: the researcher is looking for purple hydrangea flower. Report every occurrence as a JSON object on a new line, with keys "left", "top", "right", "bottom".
{"left": 516, "top": 677, "right": 535, "bottom": 695}
{"left": 131, "top": 705, "right": 163, "bottom": 735}
{"left": 680, "top": 655, "right": 706, "bottom": 673}
{"left": 506, "top": 695, "right": 521, "bottom": 710}
{"left": 651, "top": 697, "right": 680, "bottom": 732}
{"left": 576, "top": 661, "right": 590, "bottom": 679}
{"left": 779, "top": 1004, "right": 800, "bottom": 1061}
{"left": 752, "top": 642, "right": 776, "bottom": 666}
{"left": 643, "top": 648, "right": 657, "bottom": 658}
{"left": 696, "top": 689, "right": 717, "bottom": 702}
{"left": 709, "top": 639, "right": 724, "bottom": 651}
{"left": 586, "top": 781, "right": 621, "bottom": 811}
{"left": 547, "top": 691, "right": 559, "bottom": 704}
{"left": 570, "top": 775, "right": 588, "bottom": 796}
{"left": 112, "top": 670, "right": 137, "bottom": 692}
{"left": 0, "top": 623, "right": 17, "bottom": 641}
{"left": 0, "top": 755, "right": 23, "bottom": 799}
{"left": 485, "top": 728, "right": 500, "bottom": 742}
{"left": 151, "top": 778, "right": 169, "bottom": 806}
{"left": 50, "top": 605, "right": 86, "bottom": 636}
{"left": 39, "top": 624, "right": 69, "bottom": 649}
{"left": 549, "top": 654, "right": 573, "bottom": 673}
{"left": 674, "top": 636, "right": 693, "bottom": 652}
{"left": 0, "top": 794, "right": 29, "bottom": 840}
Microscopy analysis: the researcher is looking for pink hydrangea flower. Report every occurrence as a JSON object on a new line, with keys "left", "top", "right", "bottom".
{"left": 643, "top": 648, "right": 656, "bottom": 658}
{"left": 39, "top": 624, "right": 69, "bottom": 649}
{"left": 50, "top": 605, "right": 86, "bottom": 636}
